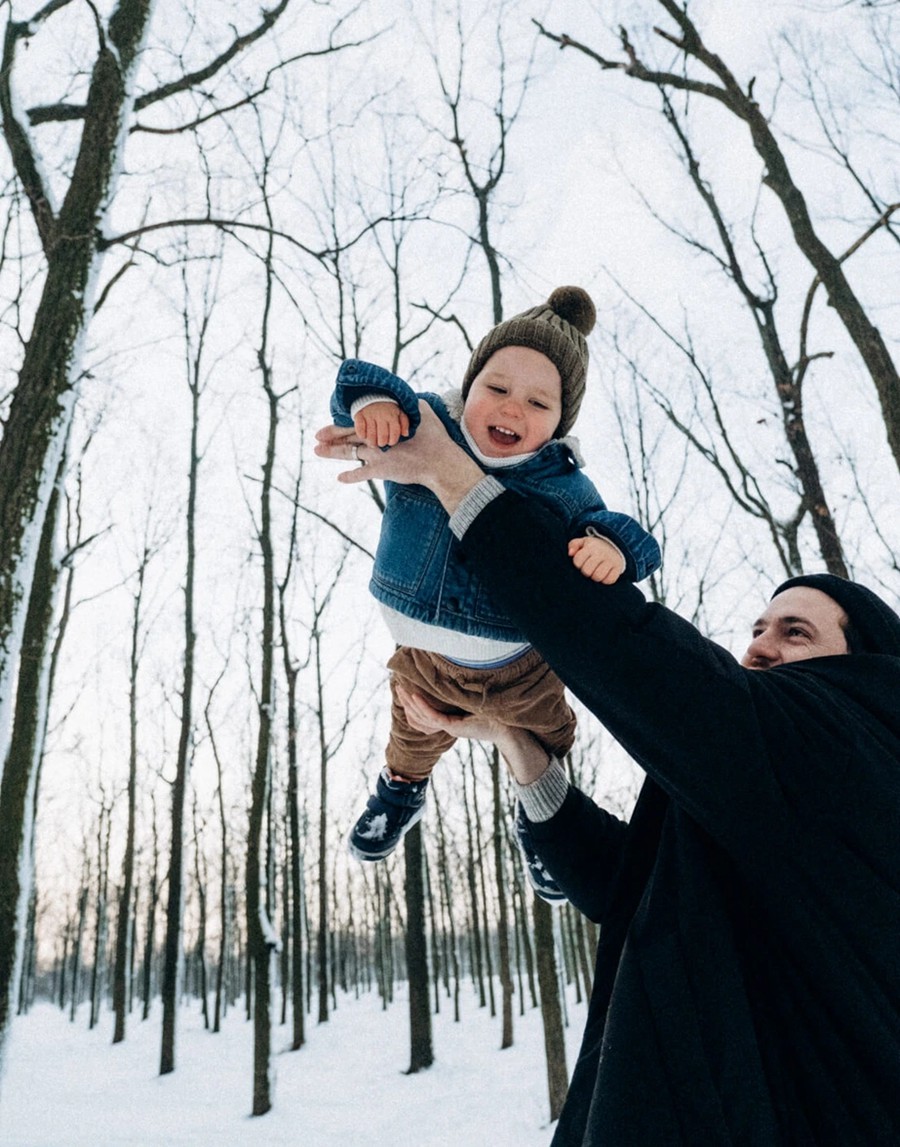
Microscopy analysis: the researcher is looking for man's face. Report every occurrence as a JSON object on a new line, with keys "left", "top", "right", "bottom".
{"left": 741, "top": 586, "right": 850, "bottom": 670}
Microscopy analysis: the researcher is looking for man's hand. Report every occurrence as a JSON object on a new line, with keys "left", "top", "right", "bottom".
{"left": 397, "top": 684, "right": 501, "bottom": 743}
{"left": 568, "top": 535, "right": 626, "bottom": 584}
{"left": 353, "top": 400, "right": 409, "bottom": 448}
{"left": 396, "top": 685, "right": 552, "bottom": 785}
{"left": 315, "top": 402, "right": 485, "bottom": 514}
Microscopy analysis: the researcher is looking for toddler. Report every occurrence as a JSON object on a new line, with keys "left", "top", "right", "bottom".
{"left": 329, "top": 287, "right": 660, "bottom": 894}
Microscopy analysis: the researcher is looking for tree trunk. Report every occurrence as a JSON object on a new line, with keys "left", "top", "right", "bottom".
{"left": 404, "top": 822, "right": 433, "bottom": 1073}
{"left": 192, "top": 800, "right": 209, "bottom": 1031}
{"left": 0, "top": 0, "right": 153, "bottom": 770}
{"left": 89, "top": 807, "right": 111, "bottom": 1031}
{"left": 0, "top": 470, "right": 64, "bottom": 1074}
{"left": 461, "top": 759, "right": 486, "bottom": 1009}
{"left": 246, "top": 254, "right": 280, "bottom": 1117}
{"left": 315, "top": 635, "right": 330, "bottom": 1026}
{"left": 433, "top": 793, "right": 461, "bottom": 1022}
{"left": 472, "top": 767, "right": 495, "bottom": 1018}
{"left": 533, "top": 896, "right": 568, "bottom": 1123}
{"left": 284, "top": 654, "right": 305, "bottom": 1050}
{"left": 113, "top": 552, "right": 147, "bottom": 1043}
{"left": 160, "top": 332, "right": 200, "bottom": 1077}
{"left": 69, "top": 883, "right": 89, "bottom": 1024}
{"left": 16, "top": 888, "right": 37, "bottom": 1016}
{"left": 141, "top": 807, "right": 159, "bottom": 1023}
{"left": 491, "top": 749, "right": 513, "bottom": 1049}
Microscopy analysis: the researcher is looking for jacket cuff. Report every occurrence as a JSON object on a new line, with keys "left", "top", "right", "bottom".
{"left": 350, "top": 394, "right": 399, "bottom": 417}
{"left": 449, "top": 476, "right": 505, "bottom": 539}
{"left": 515, "top": 758, "right": 570, "bottom": 823}
{"left": 585, "top": 527, "right": 626, "bottom": 574}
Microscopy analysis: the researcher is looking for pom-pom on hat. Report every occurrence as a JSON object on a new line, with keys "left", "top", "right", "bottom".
{"left": 773, "top": 573, "right": 900, "bottom": 656}
{"left": 461, "top": 286, "right": 597, "bottom": 438}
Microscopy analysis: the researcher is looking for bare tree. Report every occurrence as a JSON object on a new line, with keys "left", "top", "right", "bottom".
{"left": 159, "top": 261, "right": 208, "bottom": 1077}
{"left": 246, "top": 185, "right": 282, "bottom": 1118}
{"left": 0, "top": 0, "right": 298, "bottom": 1076}
{"left": 533, "top": 896, "right": 568, "bottom": 1122}
{"left": 418, "top": 0, "right": 540, "bottom": 322}
{"left": 0, "top": 452, "right": 68, "bottom": 1075}
{"left": 403, "top": 822, "right": 433, "bottom": 1073}
{"left": 535, "top": 1, "right": 900, "bottom": 473}
{"left": 304, "top": 554, "right": 356, "bottom": 1026}
{"left": 113, "top": 526, "right": 158, "bottom": 1044}
{"left": 490, "top": 748, "right": 514, "bottom": 1049}
{"left": 651, "top": 89, "right": 849, "bottom": 576}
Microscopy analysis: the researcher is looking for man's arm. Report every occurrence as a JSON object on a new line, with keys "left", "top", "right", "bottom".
{"left": 454, "top": 488, "right": 777, "bottom": 850}
{"left": 396, "top": 683, "right": 629, "bottom": 921}
{"left": 316, "top": 408, "right": 770, "bottom": 845}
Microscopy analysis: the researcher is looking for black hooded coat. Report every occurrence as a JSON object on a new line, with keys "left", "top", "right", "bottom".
{"left": 457, "top": 491, "right": 900, "bottom": 1146}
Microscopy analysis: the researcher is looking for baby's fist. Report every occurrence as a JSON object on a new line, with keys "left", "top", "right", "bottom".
{"left": 353, "top": 401, "right": 410, "bottom": 447}
{"left": 568, "top": 535, "right": 626, "bottom": 584}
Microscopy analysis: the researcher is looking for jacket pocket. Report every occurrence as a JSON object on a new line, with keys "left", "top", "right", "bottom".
{"left": 372, "top": 487, "right": 445, "bottom": 598}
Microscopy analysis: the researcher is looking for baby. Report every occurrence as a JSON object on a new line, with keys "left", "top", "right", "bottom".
{"left": 329, "top": 287, "right": 660, "bottom": 894}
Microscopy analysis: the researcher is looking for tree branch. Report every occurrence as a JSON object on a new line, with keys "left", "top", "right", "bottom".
{"left": 0, "top": 19, "right": 57, "bottom": 249}
{"left": 97, "top": 210, "right": 411, "bottom": 261}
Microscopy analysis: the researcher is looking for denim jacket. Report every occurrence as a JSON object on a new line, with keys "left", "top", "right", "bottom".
{"left": 332, "top": 359, "right": 661, "bottom": 642}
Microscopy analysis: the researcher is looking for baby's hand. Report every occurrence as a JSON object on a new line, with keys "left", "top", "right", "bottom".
{"left": 353, "top": 401, "right": 410, "bottom": 448}
{"left": 568, "top": 536, "right": 626, "bottom": 584}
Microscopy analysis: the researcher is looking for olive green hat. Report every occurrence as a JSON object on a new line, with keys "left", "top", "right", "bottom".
{"left": 461, "top": 286, "right": 597, "bottom": 437}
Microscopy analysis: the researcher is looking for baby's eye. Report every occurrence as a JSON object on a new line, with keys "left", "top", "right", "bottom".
{"left": 530, "top": 400, "right": 548, "bottom": 410}
{"left": 488, "top": 384, "right": 506, "bottom": 394}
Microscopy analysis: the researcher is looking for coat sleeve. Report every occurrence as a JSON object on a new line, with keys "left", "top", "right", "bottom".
{"left": 526, "top": 785, "right": 631, "bottom": 923}
{"left": 330, "top": 359, "right": 422, "bottom": 435}
{"left": 458, "top": 490, "right": 777, "bottom": 851}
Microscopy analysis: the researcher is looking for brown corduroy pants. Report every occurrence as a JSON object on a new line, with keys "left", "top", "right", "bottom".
{"left": 385, "top": 644, "right": 577, "bottom": 781}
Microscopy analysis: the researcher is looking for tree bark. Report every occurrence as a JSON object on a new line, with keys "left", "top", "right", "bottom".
{"left": 0, "top": 0, "right": 154, "bottom": 770}
{"left": 246, "top": 241, "right": 280, "bottom": 1117}
{"left": 160, "top": 320, "right": 200, "bottom": 1077}
{"left": 491, "top": 749, "right": 513, "bottom": 1049}
{"left": 0, "top": 469, "right": 64, "bottom": 1078}
{"left": 113, "top": 550, "right": 148, "bottom": 1043}
{"left": 404, "top": 822, "right": 433, "bottom": 1073}
{"left": 533, "top": 896, "right": 568, "bottom": 1123}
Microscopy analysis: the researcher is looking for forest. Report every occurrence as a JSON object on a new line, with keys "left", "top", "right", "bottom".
{"left": 0, "top": 0, "right": 897, "bottom": 1135}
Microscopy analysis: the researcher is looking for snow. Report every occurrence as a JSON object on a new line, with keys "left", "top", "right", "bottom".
{"left": 1, "top": 985, "right": 587, "bottom": 1145}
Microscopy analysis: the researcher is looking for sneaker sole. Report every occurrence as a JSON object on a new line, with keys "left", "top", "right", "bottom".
{"left": 347, "top": 802, "right": 426, "bottom": 863}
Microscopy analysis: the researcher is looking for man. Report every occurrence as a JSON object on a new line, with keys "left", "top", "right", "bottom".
{"left": 317, "top": 404, "right": 900, "bottom": 1145}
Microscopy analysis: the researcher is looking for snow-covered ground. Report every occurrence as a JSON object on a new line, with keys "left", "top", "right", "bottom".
{"left": 1, "top": 985, "right": 588, "bottom": 1145}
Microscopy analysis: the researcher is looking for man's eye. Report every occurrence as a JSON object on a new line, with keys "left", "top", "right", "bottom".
{"left": 788, "top": 627, "right": 809, "bottom": 638}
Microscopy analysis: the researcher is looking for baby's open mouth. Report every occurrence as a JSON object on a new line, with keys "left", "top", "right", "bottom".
{"left": 488, "top": 425, "right": 520, "bottom": 447}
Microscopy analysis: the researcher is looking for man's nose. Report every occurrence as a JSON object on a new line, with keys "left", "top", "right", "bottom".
{"left": 742, "top": 632, "right": 779, "bottom": 668}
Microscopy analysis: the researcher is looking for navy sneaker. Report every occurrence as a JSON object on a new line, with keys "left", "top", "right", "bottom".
{"left": 514, "top": 801, "right": 566, "bottom": 904}
{"left": 348, "top": 769, "right": 429, "bottom": 861}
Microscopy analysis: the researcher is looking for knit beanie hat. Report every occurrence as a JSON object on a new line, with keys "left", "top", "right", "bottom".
{"left": 461, "top": 286, "right": 596, "bottom": 438}
{"left": 773, "top": 574, "right": 900, "bottom": 656}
